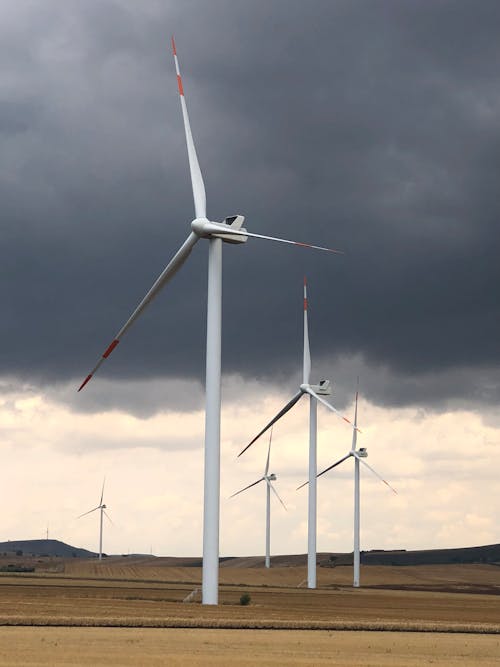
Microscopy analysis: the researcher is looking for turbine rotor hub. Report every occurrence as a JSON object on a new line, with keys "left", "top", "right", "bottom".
{"left": 190, "top": 217, "right": 211, "bottom": 237}
{"left": 191, "top": 216, "right": 248, "bottom": 244}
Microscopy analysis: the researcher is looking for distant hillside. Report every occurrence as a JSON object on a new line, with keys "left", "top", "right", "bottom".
{"left": 0, "top": 539, "right": 96, "bottom": 559}
{"left": 219, "top": 544, "right": 500, "bottom": 568}
{"left": 321, "top": 543, "right": 500, "bottom": 567}
{"left": 1, "top": 540, "right": 498, "bottom": 567}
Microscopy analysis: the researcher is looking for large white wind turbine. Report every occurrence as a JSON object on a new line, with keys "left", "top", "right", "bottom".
{"left": 77, "top": 479, "right": 112, "bottom": 561}
{"left": 298, "top": 386, "right": 396, "bottom": 587}
{"left": 230, "top": 429, "right": 286, "bottom": 568}
{"left": 78, "top": 40, "right": 342, "bottom": 605}
{"left": 238, "top": 279, "right": 357, "bottom": 589}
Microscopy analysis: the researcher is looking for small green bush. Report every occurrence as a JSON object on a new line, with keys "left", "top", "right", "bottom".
{"left": 239, "top": 593, "right": 251, "bottom": 606}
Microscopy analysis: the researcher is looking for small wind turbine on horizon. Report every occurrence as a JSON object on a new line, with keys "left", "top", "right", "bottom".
{"left": 230, "top": 429, "right": 286, "bottom": 569}
{"left": 77, "top": 479, "right": 112, "bottom": 561}
{"left": 238, "top": 279, "right": 358, "bottom": 589}
{"left": 78, "top": 39, "right": 343, "bottom": 604}
{"left": 298, "top": 385, "right": 397, "bottom": 588}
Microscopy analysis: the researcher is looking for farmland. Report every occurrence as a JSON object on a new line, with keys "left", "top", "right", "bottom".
{"left": 0, "top": 557, "right": 499, "bottom": 665}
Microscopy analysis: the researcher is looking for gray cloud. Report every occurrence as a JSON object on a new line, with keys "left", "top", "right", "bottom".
{"left": 1, "top": 0, "right": 499, "bottom": 411}
{"left": 46, "top": 376, "right": 204, "bottom": 418}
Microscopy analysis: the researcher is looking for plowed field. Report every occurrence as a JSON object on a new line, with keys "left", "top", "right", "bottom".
{"left": 0, "top": 561, "right": 498, "bottom": 665}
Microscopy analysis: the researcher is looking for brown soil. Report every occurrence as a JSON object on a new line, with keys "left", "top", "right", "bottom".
{"left": 0, "top": 563, "right": 499, "bottom": 631}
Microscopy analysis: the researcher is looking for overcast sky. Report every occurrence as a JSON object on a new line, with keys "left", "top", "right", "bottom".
{"left": 1, "top": 1, "right": 499, "bottom": 557}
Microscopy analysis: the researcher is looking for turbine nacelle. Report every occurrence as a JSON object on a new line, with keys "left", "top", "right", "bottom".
{"left": 356, "top": 447, "right": 368, "bottom": 458}
{"left": 311, "top": 379, "right": 331, "bottom": 395}
{"left": 191, "top": 215, "right": 248, "bottom": 244}
{"left": 267, "top": 473, "right": 277, "bottom": 481}
{"left": 300, "top": 379, "right": 331, "bottom": 396}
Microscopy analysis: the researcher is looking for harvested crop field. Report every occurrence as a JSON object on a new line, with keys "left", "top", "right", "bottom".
{"left": 0, "top": 559, "right": 499, "bottom": 665}
{"left": 1, "top": 627, "right": 500, "bottom": 666}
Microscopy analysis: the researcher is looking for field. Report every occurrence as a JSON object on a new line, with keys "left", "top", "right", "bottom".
{"left": 0, "top": 556, "right": 499, "bottom": 665}
{"left": 1, "top": 628, "right": 500, "bottom": 666}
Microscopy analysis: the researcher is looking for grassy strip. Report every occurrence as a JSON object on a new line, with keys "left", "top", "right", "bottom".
{"left": 0, "top": 617, "right": 498, "bottom": 634}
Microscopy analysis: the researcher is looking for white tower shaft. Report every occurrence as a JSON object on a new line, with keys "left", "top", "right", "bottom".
{"left": 202, "top": 237, "right": 222, "bottom": 604}
{"left": 265, "top": 482, "right": 271, "bottom": 568}
{"left": 352, "top": 386, "right": 360, "bottom": 588}
{"left": 99, "top": 506, "right": 103, "bottom": 561}
{"left": 353, "top": 456, "right": 360, "bottom": 587}
{"left": 307, "top": 395, "right": 317, "bottom": 588}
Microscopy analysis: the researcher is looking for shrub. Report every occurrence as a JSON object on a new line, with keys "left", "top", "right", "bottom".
{"left": 239, "top": 593, "right": 251, "bottom": 606}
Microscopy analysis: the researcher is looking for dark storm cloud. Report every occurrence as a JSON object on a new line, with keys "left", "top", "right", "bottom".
{"left": 1, "top": 0, "right": 499, "bottom": 410}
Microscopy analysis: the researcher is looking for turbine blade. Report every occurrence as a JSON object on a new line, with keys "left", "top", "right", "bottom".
{"left": 264, "top": 427, "right": 273, "bottom": 476}
{"left": 351, "top": 379, "right": 359, "bottom": 451}
{"left": 209, "top": 224, "right": 343, "bottom": 254}
{"left": 304, "top": 386, "right": 361, "bottom": 432}
{"left": 171, "top": 37, "right": 206, "bottom": 219}
{"left": 296, "top": 452, "right": 352, "bottom": 490}
{"left": 229, "top": 477, "right": 265, "bottom": 498}
{"left": 78, "top": 232, "right": 198, "bottom": 390}
{"left": 100, "top": 477, "right": 105, "bottom": 506}
{"left": 267, "top": 479, "right": 287, "bottom": 511}
{"left": 103, "top": 510, "right": 114, "bottom": 525}
{"left": 303, "top": 277, "right": 311, "bottom": 385}
{"left": 355, "top": 453, "right": 398, "bottom": 495}
{"left": 77, "top": 506, "right": 100, "bottom": 519}
{"left": 318, "top": 453, "right": 353, "bottom": 478}
{"left": 238, "top": 390, "right": 304, "bottom": 457}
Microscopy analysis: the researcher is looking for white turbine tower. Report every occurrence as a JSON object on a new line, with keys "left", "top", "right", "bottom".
{"left": 77, "top": 479, "right": 112, "bottom": 561}
{"left": 78, "top": 41, "right": 342, "bottom": 605}
{"left": 298, "top": 386, "right": 397, "bottom": 587}
{"left": 230, "top": 429, "right": 286, "bottom": 568}
{"left": 239, "top": 279, "right": 357, "bottom": 589}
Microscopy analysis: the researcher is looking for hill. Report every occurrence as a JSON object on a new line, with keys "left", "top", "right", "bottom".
{"left": 0, "top": 539, "right": 96, "bottom": 559}
{"left": 323, "top": 543, "right": 500, "bottom": 567}
{"left": 1, "top": 540, "right": 499, "bottom": 567}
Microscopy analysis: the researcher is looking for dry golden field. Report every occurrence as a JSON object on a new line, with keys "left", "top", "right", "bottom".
{"left": 0, "top": 557, "right": 499, "bottom": 665}
{"left": 1, "top": 627, "right": 499, "bottom": 666}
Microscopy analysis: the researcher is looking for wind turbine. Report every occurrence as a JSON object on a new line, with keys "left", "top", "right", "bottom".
{"left": 238, "top": 279, "right": 357, "bottom": 589}
{"left": 298, "top": 386, "right": 397, "bottom": 587}
{"left": 77, "top": 479, "right": 112, "bottom": 561}
{"left": 78, "top": 40, "right": 342, "bottom": 605}
{"left": 230, "top": 429, "right": 286, "bottom": 568}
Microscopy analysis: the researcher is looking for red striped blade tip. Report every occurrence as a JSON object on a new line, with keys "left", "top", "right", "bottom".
{"left": 171, "top": 36, "right": 177, "bottom": 55}
{"left": 78, "top": 374, "right": 93, "bottom": 392}
{"left": 295, "top": 242, "right": 343, "bottom": 254}
{"left": 342, "top": 415, "right": 362, "bottom": 432}
{"left": 103, "top": 339, "right": 119, "bottom": 359}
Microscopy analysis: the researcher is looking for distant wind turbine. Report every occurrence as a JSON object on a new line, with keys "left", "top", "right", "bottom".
{"left": 239, "top": 279, "right": 358, "bottom": 589}
{"left": 231, "top": 429, "right": 286, "bottom": 568}
{"left": 77, "top": 478, "right": 112, "bottom": 561}
{"left": 298, "top": 385, "right": 397, "bottom": 587}
{"left": 78, "top": 40, "right": 343, "bottom": 604}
